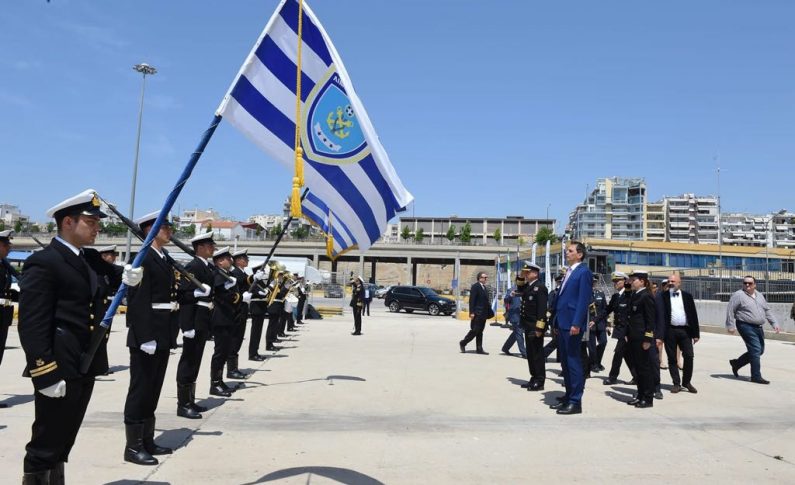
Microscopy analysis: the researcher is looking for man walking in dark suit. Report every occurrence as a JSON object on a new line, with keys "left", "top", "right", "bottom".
{"left": 551, "top": 241, "right": 593, "bottom": 415}
{"left": 657, "top": 273, "right": 700, "bottom": 394}
{"left": 460, "top": 272, "right": 491, "bottom": 355}
{"left": 18, "top": 190, "right": 127, "bottom": 484}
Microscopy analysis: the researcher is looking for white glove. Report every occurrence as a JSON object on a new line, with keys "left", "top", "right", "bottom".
{"left": 182, "top": 329, "right": 196, "bottom": 339}
{"left": 242, "top": 291, "right": 252, "bottom": 303}
{"left": 224, "top": 277, "right": 237, "bottom": 290}
{"left": 253, "top": 270, "right": 267, "bottom": 281}
{"left": 122, "top": 264, "right": 144, "bottom": 287}
{"left": 193, "top": 283, "right": 211, "bottom": 298}
{"left": 140, "top": 340, "right": 157, "bottom": 355}
{"left": 39, "top": 380, "right": 67, "bottom": 398}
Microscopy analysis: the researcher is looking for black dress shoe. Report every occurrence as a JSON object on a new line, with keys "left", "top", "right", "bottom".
{"left": 627, "top": 398, "right": 640, "bottom": 406}
{"left": 528, "top": 382, "right": 544, "bottom": 392}
{"left": 654, "top": 390, "right": 664, "bottom": 400}
{"left": 556, "top": 403, "right": 582, "bottom": 415}
{"left": 520, "top": 382, "right": 532, "bottom": 388}
{"left": 670, "top": 385, "right": 681, "bottom": 393}
{"left": 475, "top": 349, "right": 489, "bottom": 355}
{"left": 751, "top": 377, "right": 770, "bottom": 384}
{"left": 602, "top": 378, "right": 617, "bottom": 385}
{"left": 249, "top": 354, "right": 266, "bottom": 362}
{"left": 209, "top": 383, "right": 232, "bottom": 397}
{"left": 459, "top": 341, "right": 466, "bottom": 353}
{"left": 634, "top": 400, "right": 653, "bottom": 408}
{"left": 684, "top": 383, "right": 698, "bottom": 393}
{"left": 177, "top": 405, "right": 202, "bottom": 419}
{"left": 549, "top": 401, "right": 567, "bottom": 410}
{"left": 227, "top": 369, "right": 249, "bottom": 380}
{"left": 729, "top": 359, "right": 740, "bottom": 377}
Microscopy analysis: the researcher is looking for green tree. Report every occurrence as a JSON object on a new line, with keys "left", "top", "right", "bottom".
{"left": 535, "top": 227, "right": 559, "bottom": 245}
{"left": 493, "top": 228, "right": 502, "bottom": 244}
{"left": 29, "top": 224, "right": 40, "bottom": 233}
{"left": 401, "top": 225, "right": 413, "bottom": 242}
{"left": 0, "top": 221, "right": 5, "bottom": 231}
{"left": 184, "top": 223, "right": 196, "bottom": 237}
{"left": 415, "top": 227, "right": 425, "bottom": 243}
{"left": 46, "top": 222, "right": 55, "bottom": 233}
{"left": 272, "top": 222, "right": 283, "bottom": 237}
{"left": 14, "top": 220, "right": 23, "bottom": 233}
{"left": 460, "top": 222, "right": 472, "bottom": 244}
{"left": 291, "top": 226, "right": 309, "bottom": 240}
{"left": 446, "top": 225, "right": 457, "bottom": 243}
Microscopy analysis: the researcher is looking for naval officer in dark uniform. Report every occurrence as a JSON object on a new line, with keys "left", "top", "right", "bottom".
{"left": 517, "top": 262, "right": 548, "bottom": 391}
{"left": 247, "top": 261, "right": 269, "bottom": 361}
{"left": 626, "top": 271, "right": 657, "bottom": 408}
{"left": 209, "top": 246, "right": 250, "bottom": 397}
{"left": 228, "top": 249, "right": 252, "bottom": 379}
{"left": 18, "top": 190, "right": 128, "bottom": 484}
{"left": 122, "top": 211, "right": 180, "bottom": 465}
{"left": 175, "top": 232, "right": 214, "bottom": 419}
{"left": 600, "top": 272, "right": 636, "bottom": 385}
{"left": 0, "top": 230, "right": 19, "bottom": 378}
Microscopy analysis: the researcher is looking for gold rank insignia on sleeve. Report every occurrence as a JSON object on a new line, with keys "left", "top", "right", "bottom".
{"left": 644, "top": 332, "right": 654, "bottom": 338}
{"left": 536, "top": 321, "right": 546, "bottom": 329}
{"left": 30, "top": 360, "right": 58, "bottom": 377}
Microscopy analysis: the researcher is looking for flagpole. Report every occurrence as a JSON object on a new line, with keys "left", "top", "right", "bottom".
{"left": 80, "top": 114, "right": 223, "bottom": 373}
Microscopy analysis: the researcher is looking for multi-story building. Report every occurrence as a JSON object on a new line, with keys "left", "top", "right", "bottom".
{"left": 179, "top": 208, "right": 221, "bottom": 230}
{"left": 248, "top": 214, "right": 285, "bottom": 234}
{"left": 398, "top": 215, "right": 555, "bottom": 246}
{"left": 568, "top": 177, "right": 647, "bottom": 241}
{"left": 721, "top": 213, "right": 770, "bottom": 247}
{"left": 644, "top": 201, "right": 666, "bottom": 242}
{"left": 770, "top": 210, "right": 795, "bottom": 249}
{"left": 0, "top": 203, "right": 29, "bottom": 227}
{"left": 659, "top": 193, "right": 720, "bottom": 244}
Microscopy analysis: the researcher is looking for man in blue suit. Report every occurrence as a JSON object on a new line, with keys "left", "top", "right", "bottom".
{"left": 551, "top": 241, "right": 593, "bottom": 415}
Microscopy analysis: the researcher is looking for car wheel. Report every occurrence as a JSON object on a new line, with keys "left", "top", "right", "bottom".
{"left": 428, "top": 303, "right": 440, "bottom": 316}
{"left": 389, "top": 301, "right": 401, "bottom": 313}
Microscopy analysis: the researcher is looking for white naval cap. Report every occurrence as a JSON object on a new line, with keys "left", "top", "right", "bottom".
{"left": 46, "top": 189, "right": 107, "bottom": 219}
{"left": 190, "top": 231, "right": 215, "bottom": 245}
{"left": 0, "top": 230, "right": 13, "bottom": 241}
{"left": 232, "top": 248, "right": 248, "bottom": 259}
{"left": 521, "top": 261, "right": 542, "bottom": 272}
{"left": 611, "top": 271, "right": 628, "bottom": 280}
{"left": 212, "top": 246, "right": 231, "bottom": 259}
{"left": 96, "top": 245, "right": 118, "bottom": 254}
{"left": 134, "top": 210, "right": 173, "bottom": 230}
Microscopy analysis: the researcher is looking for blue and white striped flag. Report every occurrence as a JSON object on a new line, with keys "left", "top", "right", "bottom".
{"left": 217, "top": 0, "right": 413, "bottom": 257}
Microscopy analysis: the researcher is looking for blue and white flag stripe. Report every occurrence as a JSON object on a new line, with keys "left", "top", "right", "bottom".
{"left": 218, "top": 0, "right": 413, "bottom": 254}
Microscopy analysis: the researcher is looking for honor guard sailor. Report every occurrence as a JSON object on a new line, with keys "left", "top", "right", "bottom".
{"left": 247, "top": 261, "right": 269, "bottom": 361}
{"left": 18, "top": 189, "right": 128, "bottom": 484}
{"left": 175, "top": 231, "right": 215, "bottom": 419}
{"left": 122, "top": 211, "right": 181, "bottom": 465}
{"left": 517, "top": 262, "right": 548, "bottom": 391}
{"left": 228, "top": 249, "right": 252, "bottom": 379}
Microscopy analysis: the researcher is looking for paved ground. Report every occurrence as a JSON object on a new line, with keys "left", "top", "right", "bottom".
{"left": 1, "top": 301, "right": 794, "bottom": 484}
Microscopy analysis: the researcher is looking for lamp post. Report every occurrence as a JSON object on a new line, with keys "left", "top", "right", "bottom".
{"left": 125, "top": 62, "right": 157, "bottom": 262}
{"left": 546, "top": 203, "right": 551, "bottom": 220}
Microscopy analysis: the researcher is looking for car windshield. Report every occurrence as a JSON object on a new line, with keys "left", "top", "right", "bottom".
{"left": 418, "top": 287, "right": 438, "bottom": 297}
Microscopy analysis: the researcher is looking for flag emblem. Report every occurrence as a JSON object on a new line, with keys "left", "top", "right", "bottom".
{"left": 304, "top": 69, "right": 366, "bottom": 163}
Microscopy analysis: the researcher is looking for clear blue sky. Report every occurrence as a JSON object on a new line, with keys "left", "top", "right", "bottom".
{"left": 2, "top": 0, "right": 793, "bottom": 230}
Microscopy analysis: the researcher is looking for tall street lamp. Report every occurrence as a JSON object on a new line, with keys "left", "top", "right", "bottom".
{"left": 126, "top": 62, "right": 157, "bottom": 262}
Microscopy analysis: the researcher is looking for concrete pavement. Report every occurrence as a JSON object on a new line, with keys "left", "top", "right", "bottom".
{"left": 1, "top": 302, "right": 794, "bottom": 484}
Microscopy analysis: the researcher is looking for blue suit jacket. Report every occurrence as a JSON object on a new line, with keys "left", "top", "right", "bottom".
{"left": 554, "top": 263, "right": 593, "bottom": 332}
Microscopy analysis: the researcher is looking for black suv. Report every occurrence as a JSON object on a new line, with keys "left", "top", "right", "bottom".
{"left": 385, "top": 286, "right": 455, "bottom": 316}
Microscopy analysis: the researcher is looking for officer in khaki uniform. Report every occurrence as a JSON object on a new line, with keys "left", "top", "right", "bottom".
{"left": 517, "top": 262, "right": 549, "bottom": 391}
{"left": 18, "top": 190, "right": 129, "bottom": 484}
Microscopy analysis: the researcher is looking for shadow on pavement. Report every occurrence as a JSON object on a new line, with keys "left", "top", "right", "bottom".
{"left": 107, "top": 365, "right": 131, "bottom": 373}
{"left": 156, "top": 427, "right": 223, "bottom": 452}
{"left": 104, "top": 480, "right": 171, "bottom": 485}
{"left": 608, "top": 386, "right": 636, "bottom": 396}
{"left": 506, "top": 377, "right": 528, "bottom": 387}
{"left": 710, "top": 373, "right": 746, "bottom": 381}
{"left": 242, "top": 466, "right": 385, "bottom": 485}
{"left": 605, "top": 390, "right": 633, "bottom": 403}
{"left": 0, "top": 393, "right": 35, "bottom": 407}
{"left": 195, "top": 397, "right": 235, "bottom": 410}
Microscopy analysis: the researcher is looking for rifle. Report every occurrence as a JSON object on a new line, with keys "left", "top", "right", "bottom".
{"left": 101, "top": 201, "right": 205, "bottom": 290}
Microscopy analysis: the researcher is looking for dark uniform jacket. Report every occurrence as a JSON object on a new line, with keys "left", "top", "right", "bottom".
{"left": 178, "top": 257, "right": 215, "bottom": 334}
{"left": 598, "top": 289, "right": 631, "bottom": 340}
{"left": 656, "top": 290, "right": 700, "bottom": 340}
{"left": 547, "top": 288, "right": 560, "bottom": 329}
{"left": 1, "top": 258, "right": 19, "bottom": 328}
{"left": 18, "top": 239, "right": 122, "bottom": 390}
{"left": 211, "top": 268, "right": 241, "bottom": 328}
{"left": 231, "top": 266, "right": 252, "bottom": 323}
{"left": 518, "top": 279, "right": 548, "bottom": 333}
{"left": 126, "top": 249, "right": 180, "bottom": 350}
{"left": 627, "top": 288, "right": 656, "bottom": 343}
{"left": 249, "top": 279, "right": 270, "bottom": 317}
{"left": 350, "top": 284, "right": 363, "bottom": 308}
{"left": 267, "top": 280, "right": 287, "bottom": 316}
{"left": 590, "top": 289, "right": 608, "bottom": 330}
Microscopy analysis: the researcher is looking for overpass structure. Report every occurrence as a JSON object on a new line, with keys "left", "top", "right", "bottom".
{"left": 12, "top": 237, "right": 520, "bottom": 286}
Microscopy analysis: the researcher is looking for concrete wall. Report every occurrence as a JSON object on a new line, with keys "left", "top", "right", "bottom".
{"left": 695, "top": 300, "right": 795, "bottom": 333}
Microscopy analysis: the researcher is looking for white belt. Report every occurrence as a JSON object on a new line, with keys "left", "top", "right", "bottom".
{"left": 152, "top": 302, "right": 179, "bottom": 311}
{"left": 0, "top": 298, "right": 12, "bottom": 306}
{"left": 250, "top": 298, "right": 266, "bottom": 302}
{"left": 196, "top": 301, "right": 214, "bottom": 310}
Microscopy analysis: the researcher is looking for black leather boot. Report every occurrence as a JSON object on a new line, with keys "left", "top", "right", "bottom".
{"left": 143, "top": 417, "right": 173, "bottom": 455}
{"left": 50, "top": 462, "right": 65, "bottom": 485}
{"left": 189, "top": 383, "right": 208, "bottom": 413}
{"left": 177, "top": 384, "right": 202, "bottom": 419}
{"left": 210, "top": 371, "right": 232, "bottom": 397}
{"left": 22, "top": 470, "right": 50, "bottom": 485}
{"left": 124, "top": 423, "right": 158, "bottom": 465}
{"left": 226, "top": 356, "right": 249, "bottom": 379}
